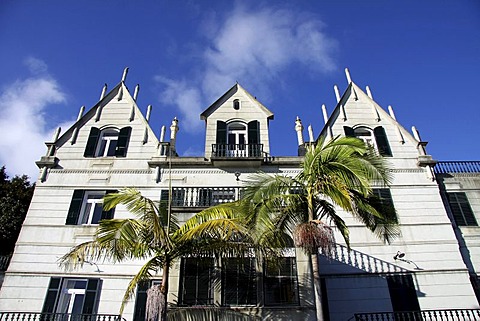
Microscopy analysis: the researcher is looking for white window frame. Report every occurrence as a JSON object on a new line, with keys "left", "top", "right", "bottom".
{"left": 96, "top": 128, "right": 119, "bottom": 157}
{"left": 56, "top": 279, "right": 88, "bottom": 315}
{"left": 354, "top": 127, "right": 378, "bottom": 150}
{"left": 79, "top": 191, "right": 105, "bottom": 225}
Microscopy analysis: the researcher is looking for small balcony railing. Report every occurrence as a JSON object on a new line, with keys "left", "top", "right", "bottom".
{"left": 354, "top": 309, "right": 480, "bottom": 321}
{"left": 434, "top": 161, "right": 480, "bottom": 174}
{"left": 171, "top": 187, "right": 243, "bottom": 207}
{"left": 0, "top": 313, "right": 124, "bottom": 321}
{"left": 211, "top": 144, "right": 263, "bottom": 158}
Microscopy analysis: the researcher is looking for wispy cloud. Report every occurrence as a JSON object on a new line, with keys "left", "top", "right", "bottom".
{"left": 155, "top": 4, "right": 337, "bottom": 133}
{"left": 0, "top": 58, "right": 67, "bottom": 179}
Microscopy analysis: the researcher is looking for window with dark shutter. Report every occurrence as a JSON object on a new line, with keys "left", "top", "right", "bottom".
{"left": 264, "top": 257, "right": 299, "bottom": 306}
{"left": 66, "top": 190, "right": 85, "bottom": 225}
{"left": 133, "top": 280, "right": 162, "bottom": 321}
{"left": 447, "top": 192, "right": 477, "bottom": 226}
{"left": 115, "top": 126, "right": 132, "bottom": 157}
{"left": 374, "top": 126, "right": 392, "bottom": 157}
{"left": 216, "top": 121, "right": 227, "bottom": 144}
{"left": 387, "top": 274, "right": 420, "bottom": 312}
{"left": 84, "top": 127, "right": 100, "bottom": 157}
{"left": 222, "top": 257, "right": 256, "bottom": 306}
{"left": 82, "top": 279, "right": 101, "bottom": 314}
{"left": 42, "top": 277, "right": 62, "bottom": 313}
{"left": 66, "top": 190, "right": 116, "bottom": 225}
{"left": 344, "top": 126, "right": 355, "bottom": 137}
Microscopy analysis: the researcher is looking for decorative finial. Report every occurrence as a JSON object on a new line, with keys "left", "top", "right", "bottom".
{"left": 121, "top": 67, "right": 129, "bottom": 82}
{"left": 366, "top": 86, "right": 373, "bottom": 99}
{"left": 334, "top": 85, "right": 341, "bottom": 103}
{"left": 133, "top": 84, "right": 140, "bottom": 101}
{"left": 345, "top": 68, "right": 352, "bottom": 84}
{"left": 100, "top": 84, "right": 107, "bottom": 100}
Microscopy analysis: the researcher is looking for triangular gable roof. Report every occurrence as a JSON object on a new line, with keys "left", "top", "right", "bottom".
{"left": 200, "top": 83, "right": 274, "bottom": 120}
{"left": 318, "top": 82, "right": 419, "bottom": 145}
{"left": 53, "top": 81, "right": 159, "bottom": 146}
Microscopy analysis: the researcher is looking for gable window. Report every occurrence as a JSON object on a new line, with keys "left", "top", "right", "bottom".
{"left": 447, "top": 192, "right": 477, "bottom": 226}
{"left": 264, "top": 257, "right": 299, "bottom": 306}
{"left": 233, "top": 99, "right": 240, "bottom": 110}
{"left": 344, "top": 126, "right": 392, "bottom": 157}
{"left": 179, "top": 257, "right": 214, "bottom": 306}
{"left": 42, "top": 277, "right": 101, "bottom": 315}
{"left": 133, "top": 279, "right": 162, "bottom": 321}
{"left": 214, "top": 120, "right": 261, "bottom": 157}
{"left": 222, "top": 257, "right": 257, "bottom": 306}
{"left": 84, "top": 126, "right": 131, "bottom": 158}
{"left": 66, "top": 190, "right": 116, "bottom": 225}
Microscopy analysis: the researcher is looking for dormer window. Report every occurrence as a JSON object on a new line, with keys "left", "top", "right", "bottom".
{"left": 344, "top": 125, "right": 392, "bottom": 157}
{"left": 233, "top": 99, "right": 240, "bottom": 110}
{"left": 213, "top": 120, "right": 261, "bottom": 157}
{"left": 84, "top": 126, "right": 132, "bottom": 158}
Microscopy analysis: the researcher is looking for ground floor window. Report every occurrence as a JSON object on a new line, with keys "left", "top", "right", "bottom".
{"left": 222, "top": 257, "right": 257, "bottom": 306}
{"left": 179, "top": 257, "right": 215, "bottom": 306}
{"left": 42, "top": 277, "right": 101, "bottom": 315}
{"left": 133, "top": 279, "right": 162, "bottom": 321}
{"left": 263, "top": 257, "right": 299, "bottom": 306}
{"left": 387, "top": 274, "right": 420, "bottom": 312}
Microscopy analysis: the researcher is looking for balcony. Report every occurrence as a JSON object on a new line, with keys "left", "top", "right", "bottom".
{"left": 434, "top": 161, "right": 480, "bottom": 174}
{"left": 170, "top": 187, "right": 242, "bottom": 210}
{"left": 211, "top": 144, "right": 264, "bottom": 167}
{"left": 354, "top": 309, "right": 480, "bottom": 321}
{"left": 0, "top": 313, "right": 124, "bottom": 321}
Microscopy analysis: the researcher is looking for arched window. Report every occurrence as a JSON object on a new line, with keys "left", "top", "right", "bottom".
{"left": 344, "top": 125, "right": 392, "bottom": 157}
{"left": 233, "top": 99, "right": 240, "bottom": 110}
{"left": 84, "top": 126, "right": 132, "bottom": 158}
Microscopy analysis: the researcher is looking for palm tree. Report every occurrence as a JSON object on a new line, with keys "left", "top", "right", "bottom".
{"left": 236, "top": 136, "right": 399, "bottom": 321}
{"left": 59, "top": 188, "right": 281, "bottom": 321}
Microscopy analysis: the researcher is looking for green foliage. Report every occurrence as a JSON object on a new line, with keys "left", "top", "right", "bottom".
{"left": 0, "top": 166, "right": 35, "bottom": 255}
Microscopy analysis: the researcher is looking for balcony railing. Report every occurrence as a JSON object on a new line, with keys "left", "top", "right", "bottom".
{"left": 171, "top": 187, "right": 242, "bottom": 207}
{"left": 211, "top": 144, "right": 263, "bottom": 158}
{"left": 434, "top": 161, "right": 480, "bottom": 174}
{"left": 354, "top": 309, "right": 480, "bottom": 321}
{"left": 0, "top": 313, "right": 124, "bottom": 321}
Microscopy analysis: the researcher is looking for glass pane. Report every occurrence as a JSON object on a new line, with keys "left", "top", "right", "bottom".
{"left": 91, "top": 204, "right": 103, "bottom": 224}
{"left": 71, "top": 294, "right": 85, "bottom": 315}
{"left": 106, "top": 139, "right": 118, "bottom": 156}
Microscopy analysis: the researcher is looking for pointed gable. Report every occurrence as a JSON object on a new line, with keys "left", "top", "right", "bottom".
{"left": 48, "top": 81, "right": 159, "bottom": 169}
{"left": 201, "top": 83, "right": 274, "bottom": 159}
{"left": 320, "top": 81, "right": 423, "bottom": 160}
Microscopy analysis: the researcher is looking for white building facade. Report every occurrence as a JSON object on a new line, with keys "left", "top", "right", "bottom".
{"left": 0, "top": 69, "right": 479, "bottom": 321}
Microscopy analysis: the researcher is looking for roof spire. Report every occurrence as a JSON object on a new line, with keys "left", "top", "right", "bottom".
{"left": 334, "top": 85, "right": 341, "bottom": 103}
{"left": 100, "top": 84, "right": 107, "bottom": 100}
{"left": 366, "top": 86, "right": 373, "bottom": 99}
{"left": 295, "top": 116, "right": 304, "bottom": 146}
{"left": 121, "top": 67, "right": 129, "bottom": 82}
{"left": 345, "top": 68, "right": 352, "bottom": 84}
{"left": 133, "top": 84, "right": 140, "bottom": 101}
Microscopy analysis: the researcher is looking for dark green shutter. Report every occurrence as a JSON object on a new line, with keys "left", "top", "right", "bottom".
{"left": 374, "top": 126, "right": 392, "bottom": 156}
{"left": 216, "top": 121, "right": 227, "bottom": 144}
{"left": 42, "top": 277, "right": 62, "bottom": 313}
{"left": 115, "top": 126, "right": 132, "bottom": 157}
{"left": 248, "top": 121, "right": 259, "bottom": 144}
{"left": 387, "top": 274, "right": 420, "bottom": 312}
{"left": 133, "top": 281, "right": 149, "bottom": 321}
{"left": 101, "top": 190, "right": 117, "bottom": 220}
{"left": 66, "top": 190, "right": 85, "bottom": 225}
{"left": 82, "top": 279, "right": 101, "bottom": 314}
{"left": 447, "top": 192, "right": 477, "bottom": 226}
{"left": 84, "top": 127, "right": 100, "bottom": 157}
{"left": 343, "top": 126, "right": 355, "bottom": 137}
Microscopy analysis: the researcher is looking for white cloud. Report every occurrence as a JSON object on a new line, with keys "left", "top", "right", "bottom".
{"left": 156, "top": 5, "right": 336, "bottom": 133}
{"left": 0, "top": 65, "right": 67, "bottom": 180}
{"left": 24, "top": 56, "right": 48, "bottom": 75}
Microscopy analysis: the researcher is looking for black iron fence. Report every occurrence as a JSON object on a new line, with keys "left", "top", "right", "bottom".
{"left": 354, "top": 309, "right": 480, "bottom": 321}
{"left": 434, "top": 161, "right": 480, "bottom": 174}
{"left": 0, "top": 313, "right": 124, "bottom": 321}
{"left": 211, "top": 144, "right": 263, "bottom": 158}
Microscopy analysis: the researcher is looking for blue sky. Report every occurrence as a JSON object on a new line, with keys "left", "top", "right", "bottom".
{"left": 0, "top": 0, "right": 479, "bottom": 179}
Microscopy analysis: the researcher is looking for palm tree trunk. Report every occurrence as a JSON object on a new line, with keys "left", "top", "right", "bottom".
{"left": 311, "top": 251, "right": 325, "bottom": 321}
{"left": 159, "top": 262, "right": 169, "bottom": 321}
{"left": 308, "top": 190, "right": 324, "bottom": 321}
